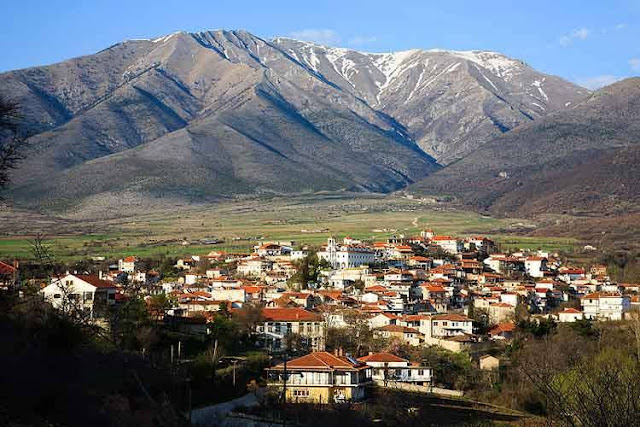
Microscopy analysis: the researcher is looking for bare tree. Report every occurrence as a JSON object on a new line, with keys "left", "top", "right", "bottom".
{"left": 0, "top": 96, "right": 27, "bottom": 190}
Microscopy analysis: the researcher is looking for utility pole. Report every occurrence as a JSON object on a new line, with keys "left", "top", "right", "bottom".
{"left": 282, "top": 351, "right": 288, "bottom": 404}
{"left": 211, "top": 339, "right": 218, "bottom": 386}
{"left": 232, "top": 360, "right": 238, "bottom": 387}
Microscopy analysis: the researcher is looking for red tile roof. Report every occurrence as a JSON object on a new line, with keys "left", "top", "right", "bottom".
{"left": 433, "top": 314, "right": 471, "bottom": 322}
{"left": 272, "top": 351, "right": 364, "bottom": 370}
{"left": 358, "top": 352, "right": 407, "bottom": 363}
{"left": 261, "top": 308, "right": 321, "bottom": 322}
{"left": 0, "top": 261, "right": 17, "bottom": 275}
{"left": 76, "top": 274, "right": 116, "bottom": 289}
{"left": 490, "top": 322, "right": 516, "bottom": 334}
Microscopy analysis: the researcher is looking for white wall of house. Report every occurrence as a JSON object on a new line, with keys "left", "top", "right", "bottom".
{"left": 42, "top": 274, "right": 115, "bottom": 318}
{"left": 210, "top": 288, "right": 246, "bottom": 302}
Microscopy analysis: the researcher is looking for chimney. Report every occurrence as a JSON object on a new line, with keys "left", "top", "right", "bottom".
{"left": 12, "top": 259, "right": 19, "bottom": 270}
{"left": 98, "top": 270, "right": 103, "bottom": 280}
{"left": 369, "top": 351, "right": 373, "bottom": 356}
{"left": 334, "top": 348, "right": 339, "bottom": 356}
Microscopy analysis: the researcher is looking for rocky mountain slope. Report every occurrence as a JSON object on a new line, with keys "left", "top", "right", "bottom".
{"left": 411, "top": 78, "right": 640, "bottom": 216}
{"left": 0, "top": 29, "right": 588, "bottom": 208}
{"left": 272, "top": 38, "right": 588, "bottom": 162}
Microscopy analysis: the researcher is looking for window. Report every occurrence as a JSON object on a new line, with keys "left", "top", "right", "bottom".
{"left": 293, "top": 389, "right": 309, "bottom": 397}
{"left": 83, "top": 292, "right": 93, "bottom": 301}
{"left": 418, "top": 370, "right": 424, "bottom": 376}
{"left": 108, "top": 293, "right": 115, "bottom": 300}
{"left": 53, "top": 293, "right": 61, "bottom": 299}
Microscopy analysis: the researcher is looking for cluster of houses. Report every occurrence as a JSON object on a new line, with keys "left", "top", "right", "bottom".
{"left": 11, "top": 228, "right": 640, "bottom": 403}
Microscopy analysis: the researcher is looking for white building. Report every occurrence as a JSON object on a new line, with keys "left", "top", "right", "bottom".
{"left": 524, "top": 256, "right": 547, "bottom": 278}
{"left": 557, "top": 307, "right": 584, "bottom": 323}
{"left": 582, "top": 293, "right": 630, "bottom": 321}
{"left": 257, "top": 308, "right": 326, "bottom": 352}
{"left": 290, "top": 250, "right": 309, "bottom": 261}
{"left": 431, "top": 236, "right": 463, "bottom": 254}
{"left": 358, "top": 352, "right": 431, "bottom": 386}
{"left": 430, "top": 314, "right": 474, "bottom": 338}
{"left": 237, "top": 257, "right": 274, "bottom": 277}
{"left": 42, "top": 274, "right": 117, "bottom": 318}
{"left": 317, "top": 238, "right": 375, "bottom": 269}
{"left": 210, "top": 287, "right": 246, "bottom": 302}
{"left": 118, "top": 256, "right": 137, "bottom": 273}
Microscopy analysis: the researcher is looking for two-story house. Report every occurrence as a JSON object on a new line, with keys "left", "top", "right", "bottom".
{"left": 266, "top": 350, "right": 372, "bottom": 403}
{"left": 581, "top": 293, "right": 630, "bottom": 321}
{"left": 42, "top": 274, "right": 117, "bottom": 318}
{"left": 257, "top": 308, "right": 326, "bottom": 352}
{"left": 358, "top": 352, "right": 431, "bottom": 386}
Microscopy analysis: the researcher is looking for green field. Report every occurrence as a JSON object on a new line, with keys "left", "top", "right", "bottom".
{"left": 0, "top": 195, "right": 579, "bottom": 261}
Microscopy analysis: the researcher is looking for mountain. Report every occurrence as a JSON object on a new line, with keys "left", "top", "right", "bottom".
{"left": 0, "top": 29, "right": 586, "bottom": 209}
{"left": 410, "top": 78, "right": 640, "bottom": 217}
{"left": 271, "top": 38, "right": 588, "bottom": 163}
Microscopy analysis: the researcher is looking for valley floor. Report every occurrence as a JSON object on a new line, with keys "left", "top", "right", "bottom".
{"left": 0, "top": 193, "right": 587, "bottom": 261}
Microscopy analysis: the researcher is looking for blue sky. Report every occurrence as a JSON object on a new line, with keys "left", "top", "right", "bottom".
{"left": 2, "top": 0, "right": 639, "bottom": 89}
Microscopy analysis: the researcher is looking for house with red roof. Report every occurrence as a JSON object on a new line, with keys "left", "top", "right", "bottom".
{"left": 374, "top": 325, "right": 423, "bottom": 346}
{"left": 557, "top": 307, "right": 585, "bottom": 323}
{"left": 0, "top": 260, "right": 18, "bottom": 288}
{"left": 266, "top": 350, "right": 372, "bottom": 403}
{"left": 118, "top": 256, "right": 138, "bottom": 273}
{"left": 256, "top": 308, "right": 325, "bottom": 352}
{"left": 488, "top": 322, "right": 516, "bottom": 340}
{"left": 42, "top": 274, "right": 117, "bottom": 318}
{"left": 430, "top": 314, "right": 473, "bottom": 338}
{"left": 431, "top": 236, "right": 463, "bottom": 254}
{"left": 581, "top": 293, "right": 630, "bottom": 321}
{"left": 358, "top": 352, "right": 431, "bottom": 386}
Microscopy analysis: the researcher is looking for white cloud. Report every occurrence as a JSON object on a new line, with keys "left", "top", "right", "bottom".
{"left": 348, "top": 35, "right": 378, "bottom": 46}
{"left": 559, "top": 27, "right": 590, "bottom": 47}
{"left": 288, "top": 29, "right": 340, "bottom": 45}
{"left": 630, "top": 58, "right": 640, "bottom": 72}
{"left": 576, "top": 75, "right": 623, "bottom": 90}
{"left": 615, "top": 23, "right": 626, "bottom": 30}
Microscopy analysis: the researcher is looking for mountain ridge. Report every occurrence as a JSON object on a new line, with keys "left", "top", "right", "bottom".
{"left": 0, "top": 29, "right": 590, "bottom": 210}
{"left": 410, "top": 77, "right": 640, "bottom": 216}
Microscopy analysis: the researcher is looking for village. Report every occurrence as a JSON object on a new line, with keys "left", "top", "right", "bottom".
{"left": 1, "top": 226, "right": 638, "bottom": 422}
